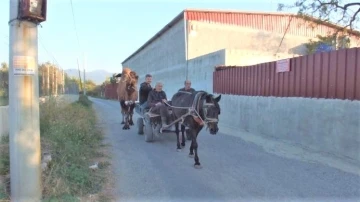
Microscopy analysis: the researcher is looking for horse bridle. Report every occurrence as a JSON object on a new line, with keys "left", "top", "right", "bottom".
{"left": 192, "top": 92, "right": 219, "bottom": 125}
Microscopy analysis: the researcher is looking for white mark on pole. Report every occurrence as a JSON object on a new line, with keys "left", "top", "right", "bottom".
{"left": 13, "top": 56, "right": 36, "bottom": 75}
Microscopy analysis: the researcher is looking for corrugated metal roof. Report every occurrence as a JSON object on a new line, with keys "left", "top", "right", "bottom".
{"left": 121, "top": 8, "right": 360, "bottom": 65}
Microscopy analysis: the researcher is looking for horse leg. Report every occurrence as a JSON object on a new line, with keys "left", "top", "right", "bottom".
{"left": 189, "top": 129, "right": 194, "bottom": 158}
{"left": 121, "top": 112, "right": 125, "bottom": 124}
{"left": 181, "top": 124, "right": 186, "bottom": 147}
{"left": 128, "top": 103, "right": 135, "bottom": 126}
{"left": 120, "top": 101, "right": 125, "bottom": 124}
{"left": 123, "top": 112, "right": 130, "bottom": 130}
{"left": 193, "top": 125, "right": 204, "bottom": 168}
{"left": 122, "top": 103, "right": 130, "bottom": 130}
{"left": 192, "top": 135, "right": 201, "bottom": 168}
{"left": 175, "top": 122, "right": 181, "bottom": 152}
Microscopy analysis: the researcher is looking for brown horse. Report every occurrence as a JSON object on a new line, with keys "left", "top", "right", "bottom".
{"left": 115, "top": 67, "right": 139, "bottom": 130}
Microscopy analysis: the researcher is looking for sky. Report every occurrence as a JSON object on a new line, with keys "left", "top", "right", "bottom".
{"left": 0, "top": 0, "right": 296, "bottom": 73}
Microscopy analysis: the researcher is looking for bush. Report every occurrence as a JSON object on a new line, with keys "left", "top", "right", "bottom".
{"left": 0, "top": 96, "right": 109, "bottom": 201}
{"left": 77, "top": 94, "right": 92, "bottom": 107}
{"left": 40, "top": 98, "right": 105, "bottom": 199}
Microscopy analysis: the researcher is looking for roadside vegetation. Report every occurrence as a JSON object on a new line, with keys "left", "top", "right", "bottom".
{"left": 0, "top": 95, "right": 112, "bottom": 202}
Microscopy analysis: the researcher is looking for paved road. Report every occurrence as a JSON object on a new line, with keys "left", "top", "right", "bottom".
{"left": 91, "top": 98, "right": 360, "bottom": 202}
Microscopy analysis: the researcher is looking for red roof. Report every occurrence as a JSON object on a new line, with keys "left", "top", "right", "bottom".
{"left": 122, "top": 8, "right": 360, "bottom": 64}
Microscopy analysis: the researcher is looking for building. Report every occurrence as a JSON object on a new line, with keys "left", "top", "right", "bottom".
{"left": 121, "top": 8, "right": 360, "bottom": 96}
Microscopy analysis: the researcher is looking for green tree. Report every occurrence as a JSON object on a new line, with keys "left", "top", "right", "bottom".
{"left": 278, "top": 1, "right": 360, "bottom": 32}
{"left": 0, "top": 62, "right": 9, "bottom": 98}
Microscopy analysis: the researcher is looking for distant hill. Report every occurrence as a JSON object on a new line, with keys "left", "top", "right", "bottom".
{"left": 64, "top": 69, "right": 113, "bottom": 85}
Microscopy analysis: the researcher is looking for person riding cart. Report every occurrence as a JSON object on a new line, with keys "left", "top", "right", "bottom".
{"left": 178, "top": 79, "right": 195, "bottom": 93}
{"left": 147, "top": 81, "right": 169, "bottom": 129}
{"left": 177, "top": 80, "right": 195, "bottom": 138}
{"left": 139, "top": 74, "right": 153, "bottom": 113}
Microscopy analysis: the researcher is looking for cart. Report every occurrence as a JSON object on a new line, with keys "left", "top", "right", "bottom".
{"left": 135, "top": 102, "right": 191, "bottom": 142}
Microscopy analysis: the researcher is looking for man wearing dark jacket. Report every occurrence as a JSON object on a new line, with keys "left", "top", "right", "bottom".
{"left": 178, "top": 80, "right": 195, "bottom": 136}
{"left": 178, "top": 79, "right": 195, "bottom": 93}
{"left": 139, "top": 74, "right": 152, "bottom": 112}
{"left": 147, "top": 81, "right": 169, "bottom": 128}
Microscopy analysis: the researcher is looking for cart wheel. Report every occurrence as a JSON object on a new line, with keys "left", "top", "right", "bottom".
{"left": 137, "top": 118, "right": 144, "bottom": 135}
{"left": 144, "top": 121, "right": 154, "bottom": 142}
{"left": 186, "top": 129, "right": 192, "bottom": 140}
{"left": 153, "top": 124, "right": 161, "bottom": 138}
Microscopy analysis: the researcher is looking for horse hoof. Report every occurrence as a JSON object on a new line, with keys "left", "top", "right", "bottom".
{"left": 194, "top": 164, "right": 202, "bottom": 169}
{"left": 121, "top": 121, "right": 125, "bottom": 124}
{"left": 129, "top": 121, "right": 134, "bottom": 125}
{"left": 188, "top": 154, "right": 194, "bottom": 158}
{"left": 181, "top": 143, "right": 185, "bottom": 147}
{"left": 177, "top": 149, "right": 181, "bottom": 152}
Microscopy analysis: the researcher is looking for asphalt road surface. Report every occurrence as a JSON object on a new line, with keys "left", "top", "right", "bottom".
{"left": 91, "top": 97, "right": 360, "bottom": 202}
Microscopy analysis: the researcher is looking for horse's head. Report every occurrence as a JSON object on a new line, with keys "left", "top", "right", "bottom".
{"left": 202, "top": 94, "right": 221, "bottom": 135}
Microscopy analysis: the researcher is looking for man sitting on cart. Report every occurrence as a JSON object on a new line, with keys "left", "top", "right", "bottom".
{"left": 178, "top": 79, "right": 195, "bottom": 93}
{"left": 178, "top": 80, "right": 195, "bottom": 136}
{"left": 147, "top": 81, "right": 169, "bottom": 129}
{"left": 139, "top": 74, "right": 153, "bottom": 113}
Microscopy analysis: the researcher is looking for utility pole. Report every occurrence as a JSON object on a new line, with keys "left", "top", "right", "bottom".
{"left": 62, "top": 68, "right": 65, "bottom": 94}
{"left": 83, "top": 69, "right": 86, "bottom": 95}
{"left": 41, "top": 66, "right": 45, "bottom": 96}
{"left": 47, "top": 64, "right": 49, "bottom": 95}
{"left": 83, "top": 52, "right": 86, "bottom": 95}
{"left": 77, "top": 58, "right": 83, "bottom": 92}
{"left": 8, "top": 0, "right": 45, "bottom": 201}
{"left": 54, "top": 66, "right": 57, "bottom": 96}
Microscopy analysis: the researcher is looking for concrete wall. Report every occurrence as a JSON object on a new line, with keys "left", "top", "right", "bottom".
{"left": 225, "top": 49, "right": 297, "bottom": 66}
{"left": 186, "top": 49, "right": 225, "bottom": 94}
{"left": 122, "top": 19, "right": 186, "bottom": 83}
{"left": 0, "top": 106, "right": 9, "bottom": 138}
{"left": 187, "top": 21, "right": 360, "bottom": 61}
{"left": 216, "top": 94, "right": 360, "bottom": 162}
{"left": 187, "top": 21, "right": 308, "bottom": 60}
{"left": 0, "top": 95, "right": 79, "bottom": 139}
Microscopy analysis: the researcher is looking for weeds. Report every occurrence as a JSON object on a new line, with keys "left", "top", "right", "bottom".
{"left": 0, "top": 95, "right": 111, "bottom": 201}
{"left": 0, "top": 135, "right": 10, "bottom": 201}
{"left": 0, "top": 97, "right": 8, "bottom": 106}
{"left": 40, "top": 96, "right": 109, "bottom": 200}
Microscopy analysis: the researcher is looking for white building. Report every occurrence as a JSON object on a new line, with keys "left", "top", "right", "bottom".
{"left": 122, "top": 8, "right": 360, "bottom": 96}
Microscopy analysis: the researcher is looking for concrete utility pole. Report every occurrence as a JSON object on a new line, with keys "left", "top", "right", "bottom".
{"left": 83, "top": 69, "right": 86, "bottom": 95}
{"left": 83, "top": 52, "right": 86, "bottom": 95}
{"left": 47, "top": 64, "right": 49, "bottom": 95}
{"left": 55, "top": 67, "right": 58, "bottom": 96}
{"left": 62, "top": 68, "right": 65, "bottom": 94}
{"left": 8, "top": 0, "right": 42, "bottom": 201}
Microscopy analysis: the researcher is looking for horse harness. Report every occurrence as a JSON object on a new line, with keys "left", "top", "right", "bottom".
{"left": 164, "top": 91, "right": 219, "bottom": 128}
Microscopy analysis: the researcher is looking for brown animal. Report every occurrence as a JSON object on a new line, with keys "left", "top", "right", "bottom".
{"left": 116, "top": 67, "right": 139, "bottom": 130}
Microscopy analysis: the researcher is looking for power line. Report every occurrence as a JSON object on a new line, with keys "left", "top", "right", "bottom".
{"left": 2, "top": 33, "right": 59, "bottom": 67}
{"left": 38, "top": 33, "right": 60, "bottom": 67}
{"left": 69, "top": 0, "right": 82, "bottom": 54}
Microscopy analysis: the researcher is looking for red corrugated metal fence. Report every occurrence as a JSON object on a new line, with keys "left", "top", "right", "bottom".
{"left": 104, "top": 84, "right": 118, "bottom": 100}
{"left": 213, "top": 47, "right": 360, "bottom": 101}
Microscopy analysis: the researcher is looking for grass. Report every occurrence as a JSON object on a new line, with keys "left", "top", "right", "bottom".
{"left": 0, "top": 97, "right": 8, "bottom": 106}
{"left": 0, "top": 135, "right": 10, "bottom": 201}
{"left": 0, "top": 95, "right": 112, "bottom": 202}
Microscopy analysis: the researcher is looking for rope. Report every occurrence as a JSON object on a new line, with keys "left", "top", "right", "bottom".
{"left": 163, "top": 101, "right": 190, "bottom": 109}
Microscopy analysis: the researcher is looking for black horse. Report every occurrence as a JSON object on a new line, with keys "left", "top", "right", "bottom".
{"left": 170, "top": 90, "right": 221, "bottom": 168}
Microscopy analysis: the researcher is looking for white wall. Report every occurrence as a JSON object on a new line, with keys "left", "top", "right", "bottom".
{"left": 122, "top": 19, "right": 186, "bottom": 84}
{"left": 216, "top": 95, "right": 360, "bottom": 163}
{"left": 0, "top": 95, "right": 79, "bottom": 139}
{"left": 187, "top": 21, "right": 309, "bottom": 60}
{"left": 187, "top": 20, "right": 360, "bottom": 61}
